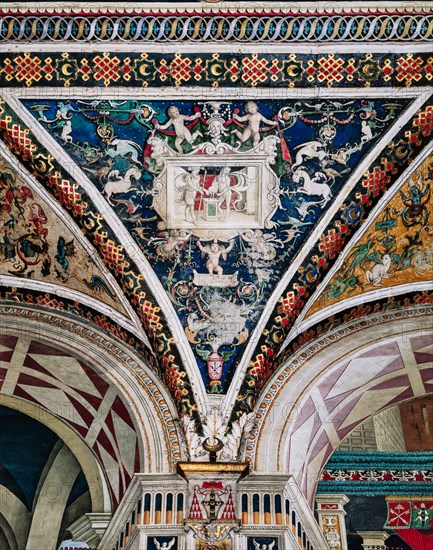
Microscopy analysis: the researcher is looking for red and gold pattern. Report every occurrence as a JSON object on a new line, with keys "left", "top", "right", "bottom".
{"left": 3, "top": 53, "right": 54, "bottom": 86}
{"left": 308, "top": 55, "right": 345, "bottom": 86}
{"left": 396, "top": 55, "right": 430, "bottom": 86}
{"left": 234, "top": 99, "right": 433, "bottom": 415}
{"left": 319, "top": 225, "right": 349, "bottom": 259}
{"left": 92, "top": 53, "right": 132, "bottom": 86}
{"left": 0, "top": 100, "right": 198, "bottom": 418}
{"left": 361, "top": 162, "right": 394, "bottom": 198}
{"left": 1, "top": 52, "right": 433, "bottom": 88}
{"left": 0, "top": 113, "right": 37, "bottom": 160}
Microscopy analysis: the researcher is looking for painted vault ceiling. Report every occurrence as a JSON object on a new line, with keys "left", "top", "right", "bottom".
{"left": 0, "top": 154, "right": 126, "bottom": 315}
{"left": 308, "top": 150, "right": 433, "bottom": 319}
{"left": 20, "top": 96, "right": 409, "bottom": 393}
{"left": 0, "top": 3, "right": 432, "bottom": 429}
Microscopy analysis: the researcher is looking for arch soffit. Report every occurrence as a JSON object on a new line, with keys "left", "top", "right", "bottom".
{"left": 0, "top": 489, "right": 28, "bottom": 550}
{"left": 0, "top": 395, "right": 109, "bottom": 514}
{"left": 0, "top": 305, "right": 184, "bottom": 473}
{"left": 247, "top": 308, "right": 433, "bottom": 490}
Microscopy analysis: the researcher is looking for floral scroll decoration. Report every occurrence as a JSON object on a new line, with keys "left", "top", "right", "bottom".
{"left": 24, "top": 97, "right": 406, "bottom": 393}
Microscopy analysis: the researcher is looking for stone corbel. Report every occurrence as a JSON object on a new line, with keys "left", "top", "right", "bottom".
{"left": 357, "top": 530, "right": 390, "bottom": 550}
{"left": 68, "top": 512, "right": 112, "bottom": 547}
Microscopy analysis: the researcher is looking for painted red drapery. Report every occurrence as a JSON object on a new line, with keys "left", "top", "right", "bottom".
{"left": 398, "top": 529, "right": 433, "bottom": 550}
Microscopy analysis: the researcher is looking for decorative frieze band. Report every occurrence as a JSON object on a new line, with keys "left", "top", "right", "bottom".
{"left": 1, "top": 14, "right": 432, "bottom": 43}
{"left": 1, "top": 52, "right": 433, "bottom": 89}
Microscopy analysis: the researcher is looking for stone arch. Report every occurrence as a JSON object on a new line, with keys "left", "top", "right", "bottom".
{"left": 0, "top": 396, "right": 109, "bottom": 515}
{"left": 25, "top": 442, "right": 82, "bottom": 550}
{"left": 247, "top": 308, "right": 433, "bottom": 505}
{"left": 0, "top": 304, "right": 185, "bottom": 511}
{"left": 0, "top": 491, "right": 28, "bottom": 550}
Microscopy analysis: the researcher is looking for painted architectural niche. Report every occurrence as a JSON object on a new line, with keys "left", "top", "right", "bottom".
{"left": 24, "top": 97, "right": 405, "bottom": 393}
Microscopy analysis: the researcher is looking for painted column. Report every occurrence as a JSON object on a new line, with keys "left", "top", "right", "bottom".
{"left": 357, "top": 531, "right": 389, "bottom": 550}
{"left": 315, "top": 494, "right": 350, "bottom": 550}
{"left": 232, "top": 532, "right": 248, "bottom": 550}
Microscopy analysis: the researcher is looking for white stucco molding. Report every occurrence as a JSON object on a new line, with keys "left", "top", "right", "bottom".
{"left": 0, "top": 2, "right": 432, "bottom": 15}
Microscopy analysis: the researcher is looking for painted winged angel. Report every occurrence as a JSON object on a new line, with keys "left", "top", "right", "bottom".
{"left": 153, "top": 538, "right": 175, "bottom": 550}
{"left": 253, "top": 541, "right": 275, "bottom": 550}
